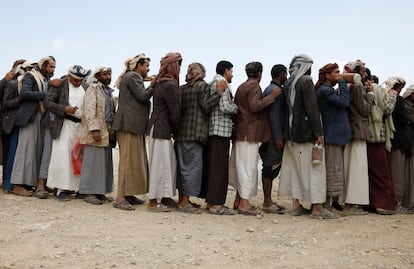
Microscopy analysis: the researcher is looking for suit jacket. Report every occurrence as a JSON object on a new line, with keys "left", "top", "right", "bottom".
{"left": 2, "top": 79, "right": 20, "bottom": 134}
{"left": 233, "top": 78, "right": 275, "bottom": 143}
{"left": 348, "top": 84, "right": 374, "bottom": 141}
{"left": 283, "top": 75, "right": 322, "bottom": 143}
{"left": 44, "top": 77, "right": 84, "bottom": 139}
{"left": 147, "top": 80, "right": 180, "bottom": 139}
{"left": 14, "top": 72, "right": 46, "bottom": 127}
{"left": 112, "top": 71, "right": 153, "bottom": 135}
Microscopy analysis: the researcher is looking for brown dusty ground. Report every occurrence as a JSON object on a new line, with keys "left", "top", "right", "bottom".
{"left": 0, "top": 148, "right": 413, "bottom": 269}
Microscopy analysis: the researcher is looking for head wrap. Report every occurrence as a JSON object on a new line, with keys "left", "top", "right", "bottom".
{"left": 14, "top": 64, "right": 24, "bottom": 76}
{"left": 315, "top": 63, "right": 339, "bottom": 90}
{"left": 37, "top": 56, "right": 55, "bottom": 70}
{"left": 115, "top": 53, "right": 149, "bottom": 88}
{"left": 286, "top": 54, "right": 313, "bottom": 137}
{"left": 154, "top": 52, "right": 182, "bottom": 86}
{"left": 93, "top": 66, "right": 112, "bottom": 76}
{"left": 343, "top": 59, "right": 365, "bottom": 73}
{"left": 86, "top": 66, "right": 111, "bottom": 84}
{"left": 22, "top": 61, "right": 36, "bottom": 69}
{"left": 382, "top": 76, "right": 406, "bottom": 91}
{"left": 185, "top": 62, "right": 206, "bottom": 85}
{"left": 403, "top": 84, "right": 414, "bottom": 99}
{"left": 68, "top": 65, "right": 90, "bottom": 80}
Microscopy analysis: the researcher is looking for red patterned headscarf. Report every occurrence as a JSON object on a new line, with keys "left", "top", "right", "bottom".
{"left": 315, "top": 63, "right": 339, "bottom": 90}
{"left": 154, "top": 52, "right": 182, "bottom": 85}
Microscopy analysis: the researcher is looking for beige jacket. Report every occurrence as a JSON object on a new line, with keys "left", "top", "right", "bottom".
{"left": 80, "top": 82, "right": 109, "bottom": 147}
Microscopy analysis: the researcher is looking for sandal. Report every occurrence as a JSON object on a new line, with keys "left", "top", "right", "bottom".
{"left": 33, "top": 188, "right": 48, "bottom": 199}
{"left": 113, "top": 200, "right": 135, "bottom": 211}
{"left": 262, "top": 204, "right": 284, "bottom": 214}
{"left": 177, "top": 203, "right": 202, "bottom": 214}
{"left": 126, "top": 196, "right": 145, "bottom": 205}
{"left": 147, "top": 203, "right": 171, "bottom": 212}
{"left": 238, "top": 206, "right": 261, "bottom": 216}
{"left": 97, "top": 194, "right": 114, "bottom": 203}
{"left": 310, "top": 208, "right": 339, "bottom": 219}
{"left": 376, "top": 208, "right": 396, "bottom": 215}
{"left": 84, "top": 194, "right": 104, "bottom": 205}
{"left": 11, "top": 186, "right": 32, "bottom": 197}
{"left": 208, "top": 205, "right": 234, "bottom": 215}
{"left": 289, "top": 205, "right": 311, "bottom": 216}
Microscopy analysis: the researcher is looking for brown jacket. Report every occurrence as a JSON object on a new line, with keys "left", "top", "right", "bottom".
{"left": 348, "top": 84, "right": 374, "bottom": 141}
{"left": 147, "top": 80, "right": 180, "bottom": 139}
{"left": 233, "top": 78, "right": 276, "bottom": 142}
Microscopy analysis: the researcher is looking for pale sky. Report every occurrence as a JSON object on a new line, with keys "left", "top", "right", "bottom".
{"left": 2, "top": 0, "right": 414, "bottom": 94}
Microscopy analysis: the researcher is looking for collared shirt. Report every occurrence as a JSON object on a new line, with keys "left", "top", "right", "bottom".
{"left": 103, "top": 85, "right": 115, "bottom": 123}
{"left": 208, "top": 74, "right": 238, "bottom": 137}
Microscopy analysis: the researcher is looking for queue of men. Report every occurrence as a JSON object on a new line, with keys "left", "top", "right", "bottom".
{"left": 0, "top": 53, "right": 413, "bottom": 219}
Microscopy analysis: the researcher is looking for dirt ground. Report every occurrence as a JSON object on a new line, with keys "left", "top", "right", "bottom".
{"left": 0, "top": 148, "right": 413, "bottom": 269}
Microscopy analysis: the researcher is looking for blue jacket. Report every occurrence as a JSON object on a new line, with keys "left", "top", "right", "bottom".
{"left": 316, "top": 80, "right": 351, "bottom": 145}
{"left": 263, "top": 81, "right": 284, "bottom": 143}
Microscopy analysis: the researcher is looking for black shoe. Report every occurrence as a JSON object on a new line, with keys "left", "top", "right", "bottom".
{"left": 332, "top": 201, "right": 343, "bottom": 211}
{"left": 56, "top": 192, "right": 70, "bottom": 202}
{"left": 125, "top": 196, "right": 145, "bottom": 205}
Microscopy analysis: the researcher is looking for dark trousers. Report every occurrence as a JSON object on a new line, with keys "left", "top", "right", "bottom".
{"left": 205, "top": 136, "right": 230, "bottom": 205}
{"left": 368, "top": 142, "right": 395, "bottom": 210}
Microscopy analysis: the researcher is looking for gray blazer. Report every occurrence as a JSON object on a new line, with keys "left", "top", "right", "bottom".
{"left": 14, "top": 72, "right": 46, "bottom": 127}
{"left": 113, "top": 71, "right": 153, "bottom": 135}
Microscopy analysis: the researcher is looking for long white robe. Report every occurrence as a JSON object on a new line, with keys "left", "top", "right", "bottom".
{"left": 47, "top": 84, "right": 84, "bottom": 191}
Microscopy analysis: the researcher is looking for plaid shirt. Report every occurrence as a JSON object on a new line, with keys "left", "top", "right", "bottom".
{"left": 367, "top": 85, "right": 397, "bottom": 143}
{"left": 175, "top": 79, "right": 221, "bottom": 144}
{"left": 208, "top": 74, "right": 238, "bottom": 137}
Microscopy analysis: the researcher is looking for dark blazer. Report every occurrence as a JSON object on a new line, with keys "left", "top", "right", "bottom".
{"left": 283, "top": 75, "right": 322, "bottom": 143}
{"left": 14, "top": 72, "right": 46, "bottom": 127}
{"left": 112, "top": 71, "right": 153, "bottom": 135}
{"left": 316, "top": 81, "right": 351, "bottom": 146}
{"left": 348, "top": 84, "right": 374, "bottom": 140}
{"left": 44, "top": 77, "right": 81, "bottom": 139}
{"left": 391, "top": 95, "right": 412, "bottom": 154}
{"left": 233, "top": 78, "right": 275, "bottom": 143}
{"left": 148, "top": 80, "right": 180, "bottom": 139}
{"left": 2, "top": 79, "right": 20, "bottom": 134}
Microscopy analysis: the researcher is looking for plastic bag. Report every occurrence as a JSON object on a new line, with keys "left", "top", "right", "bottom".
{"left": 71, "top": 137, "right": 84, "bottom": 175}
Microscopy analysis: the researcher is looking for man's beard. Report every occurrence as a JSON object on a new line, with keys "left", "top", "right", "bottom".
{"left": 101, "top": 79, "right": 111, "bottom": 86}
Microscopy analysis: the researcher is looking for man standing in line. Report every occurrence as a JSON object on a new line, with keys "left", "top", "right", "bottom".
{"left": 259, "top": 64, "right": 287, "bottom": 214}
{"left": 44, "top": 65, "right": 90, "bottom": 201}
{"left": 229, "top": 61, "right": 281, "bottom": 216}
{"left": 205, "top": 60, "right": 238, "bottom": 215}
{"left": 112, "top": 54, "right": 154, "bottom": 210}
{"left": 79, "top": 66, "right": 115, "bottom": 205}
{"left": 11, "top": 56, "right": 58, "bottom": 197}
{"left": 340, "top": 60, "right": 374, "bottom": 215}
{"left": 278, "top": 54, "right": 337, "bottom": 219}
{"left": 315, "top": 63, "right": 351, "bottom": 213}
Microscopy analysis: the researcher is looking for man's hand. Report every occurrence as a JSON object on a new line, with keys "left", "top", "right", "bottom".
{"left": 50, "top": 79, "right": 62, "bottom": 88}
{"left": 216, "top": 80, "right": 227, "bottom": 93}
{"left": 91, "top": 130, "right": 101, "bottom": 142}
{"left": 271, "top": 86, "right": 282, "bottom": 99}
{"left": 275, "top": 140, "right": 284, "bottom": 150}
{"left": 64, "top": 106, "right": 78, "bottom": 115}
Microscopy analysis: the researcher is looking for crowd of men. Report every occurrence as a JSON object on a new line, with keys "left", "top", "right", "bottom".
{"left": 0, "top": 53, "right": 413, "bottom": 219}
